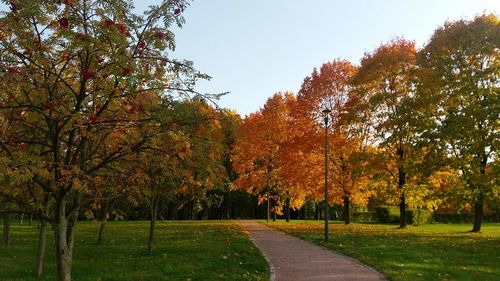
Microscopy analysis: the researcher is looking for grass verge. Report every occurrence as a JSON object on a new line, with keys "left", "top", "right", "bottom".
{"left": 264, "top": 220, "right": 499, "bottom": 281}
{"left": 0, "top": 220, "right": 269, "bottom": 281}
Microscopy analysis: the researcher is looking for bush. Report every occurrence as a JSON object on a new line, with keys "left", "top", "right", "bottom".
{"left": 375, "top": 206, "right": 400, "bottom": 223}
{"left": 303, "top": 200, "right": 317, "bottom": 220}
{"left": 352, "top": 211, "right": 376, "bottom": 222}
{"left": 433, "top": 213, "right": 474, "bottom": 223}
{"left": 406, "top": 209, "right": 433, "bottom": 225}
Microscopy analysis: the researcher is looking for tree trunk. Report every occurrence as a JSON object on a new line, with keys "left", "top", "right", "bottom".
{"left": 472, "top": 192, "right": 484, "bottom": 232}
{"left": 36, "top": 218, "right": 47, "bottom": 277}
{"left": 3, "top": 213, "right": 12, "bottom": 249}
{"left": 225, "top": 190, "right": 231, "bottom": 219}
{"left": 343, "top": 195, "right": 351, "bottom": 224}
{"left": 398, "top": 165, "right": 407, "bottom": 228}
{"left": 266, "top": 192, "right": 270, "bottom": 223}
{"left": 148, "top": 195, "right": 160, "bottom": 254}
{"left": 97, "top": 200, "right": 109, "bottom": 245}
{"left": 285, "top": 197, "right": 290, "bottom": 222}
{"left": 54, "top": 190, "right": 81, "bottom": 281}
{"left": 54, "top": 201, "right": 74, "bottom": 281}
{"left": 97, "top": 219, "right": 106, "bottom": 245}
{"left": 399, "top": 191, "right": 406, "bottom": 228}
{"left": 29, "top": 214, "right": 33, "bottom": 226}
{"left": 20, "top": 213, "right": 24, "bottom": 224}
{"left": 472, "top": 157, "right": 488, "bottom": 232}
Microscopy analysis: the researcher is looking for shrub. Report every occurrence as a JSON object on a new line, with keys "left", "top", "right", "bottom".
{"left": 374, "top": 206, "right": 400, "bottom": 223}
{"left": 352, "top": 211, "right": 376, "bottom": 222}
{"left": 303, "top": 200, "right": 317, "bottom": 220}
{"left": 406, "top": 209, "right": 433, "bottom": 225}
{"left": 433, "top": 213, "right": 474, "bottom": 223}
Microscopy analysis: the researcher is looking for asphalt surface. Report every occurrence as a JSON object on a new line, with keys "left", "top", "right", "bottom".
{"left": 239, "top": 220, "right": 386, "bottom": 281}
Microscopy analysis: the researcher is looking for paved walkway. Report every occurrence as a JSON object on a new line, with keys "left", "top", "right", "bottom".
{"left": 239, "top": 220, "right": 385, "bottom": 281}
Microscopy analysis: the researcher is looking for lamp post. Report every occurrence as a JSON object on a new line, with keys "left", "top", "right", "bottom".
{"left": 322, "top": 109, "right": 331, "bottom": 242}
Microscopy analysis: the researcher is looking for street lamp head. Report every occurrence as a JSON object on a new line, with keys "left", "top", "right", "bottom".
{"left": 322, "top": 109, "right": 331, "bottom": 123}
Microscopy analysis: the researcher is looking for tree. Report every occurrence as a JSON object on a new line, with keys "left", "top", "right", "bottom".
{"left": 217, "top": 109, "right": 242, "bottom": 219}
{"left": 233, "top": 92, "right": 298, "bottom": 222}
{"left": 418, "top": 14, "right": 500, "bottom": 232}
{"left": 293, "top": 60, "right": 372, "bottom": 224}
{"left": 351, "top": 39, "right": 418, "bottom": 228}
{"left": 0, "top": 1, "right": 202, "bottom": 280}
{"left": 172, "top": 99, "right": 226, "bottom": 220}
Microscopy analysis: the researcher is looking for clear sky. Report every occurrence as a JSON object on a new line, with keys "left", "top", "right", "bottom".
{"left": 131, "top": 1, "right": 500, "bottom": 116}
{"left": 0, "top": 1, "right": 497, "bottom": 116}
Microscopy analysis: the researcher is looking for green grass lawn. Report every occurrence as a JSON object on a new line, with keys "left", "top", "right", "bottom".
{"left": 0, "top": 220, "right": 269, "bottom": 281}
{"left": 264, "top": 220, "right": 500, "bottom": 281}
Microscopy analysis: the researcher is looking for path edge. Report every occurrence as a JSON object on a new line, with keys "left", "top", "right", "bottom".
{"left": 325, "top": 246, "right": 387, "bottom": 281}
{"left": 255, "top": 220, "right": 387, "bottom": 281}
{"left": 238, "top": 220, "right": 276, "bottom": 281}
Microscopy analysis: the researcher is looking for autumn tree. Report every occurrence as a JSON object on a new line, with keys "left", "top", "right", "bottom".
{"left": 233, "top": 92, "right": 298, "bottom": 222}
{"left": 89, "top": 170, "right": 129, "bottom": 246}
{"left": 169, "top": 99, "right": 226, "bottom": 220}
{"left": 351, "top": 39, "right": 418, "bottom": 228}
{"left": 132, "top": 129, "right": 188, "bottom": 253}
{"left": 0, "top": 0, "right": 204, "bottom": 280}
{"left": 418, "top": 14, "right": 500, "bottom": 232}
{"left": 293, "top": 60, "right": 373, "bottom": 224}
{"left": 217, "top": 109, "right": 242, "bottom": 219}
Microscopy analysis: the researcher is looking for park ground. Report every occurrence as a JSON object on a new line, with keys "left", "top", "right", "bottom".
{"left": 0, "top": 221, "right": 268, "bottom": 281}
{"left": 1, "top": 220, "right": 499, "bottom": 281}
{"left": 265, "top": 220, "right": 500, "bottom": 281}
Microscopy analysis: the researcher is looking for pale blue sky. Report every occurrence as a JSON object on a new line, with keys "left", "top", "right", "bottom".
{"left": 2, "top": 1, "right": 495, "bottom": 116}
{"left": 142, "top": 0, "right": 497, "bottom": 116}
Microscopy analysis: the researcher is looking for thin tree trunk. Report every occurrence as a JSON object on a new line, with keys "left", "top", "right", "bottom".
{"left": 97, "top": 219, "right": 106, "bottom": 245}
{"left": 3, "top": 213, "right": 12, "bottom": 249}
{"left": 398, "top": 148, "right": 407, "bottom": 228}
{"left": 266, "top": 192, "right": 270, "bottom": 223}
{"left": 29, "top": 214, "right": 33, "bottom": 226}
{"left": 399, "top": 190, "right": 406, "bottom": 228}
{"left": 148, "top": 195, "right": 160, "bottom": 254}
{"left": 227, "top": 190, "right": 231, "bottom": 219}
{"left": 343, "top": 195, "right": 351, "bottom": 224}
{"left": 472, "top": 158, "right": 488, "bottom": 232}
{"left": 20, "top": 213, "right": 24, "bottom": 224}
{"left": 97, "top": 201, "right": 109, "bottom": 245}
{"left": 285, "top": 196, "right": 290, "bottom": 222}
{"left": 36, "top": 218, "right": 47, "bottom": 277}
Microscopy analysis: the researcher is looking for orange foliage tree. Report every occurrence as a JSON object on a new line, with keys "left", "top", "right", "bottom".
{"left": 233, "top": 92, "right": 300, "bottom": 221}
{"left": 292, "top": 60, "right": 374, "bottom": 223}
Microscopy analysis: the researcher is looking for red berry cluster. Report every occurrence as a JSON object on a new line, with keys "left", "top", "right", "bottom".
{"left": 58, "top": 17, "right": 69, "bottom": 29}
{"left": 83, "top": 69, "right": 96, "bottom": 79}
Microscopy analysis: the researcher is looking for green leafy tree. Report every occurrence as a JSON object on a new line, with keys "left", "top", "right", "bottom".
{"left": 217, "top": 109, "right": 242, "bottom": 219}
{"left": 0, "top": 0, "right": 203, "bottom": 279}
{"left": 351, "top": 38, "right": 418, "bottom": 228}
{"left": 418, "top": 14, "right": 500, "bottom": 232}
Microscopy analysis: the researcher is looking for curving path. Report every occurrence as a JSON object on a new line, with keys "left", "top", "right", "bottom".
{"left": 239, "top": 220, "right": 385, "bottom": 281}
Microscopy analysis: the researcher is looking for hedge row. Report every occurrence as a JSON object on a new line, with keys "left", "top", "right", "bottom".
{"left": 355, "top": 206, "right": 433, "bottom": 225}
{"left": 352, "top": 207, "right": 499, "bottom": 224}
